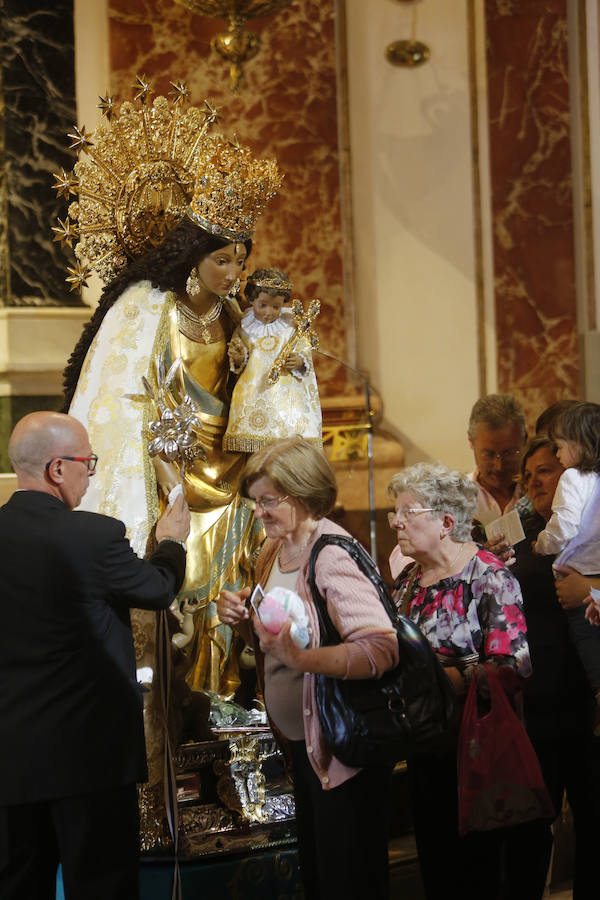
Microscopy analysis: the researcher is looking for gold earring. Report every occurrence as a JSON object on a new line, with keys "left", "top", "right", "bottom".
{"left": 186, "top": 267, "right": 201, "bottom": 296}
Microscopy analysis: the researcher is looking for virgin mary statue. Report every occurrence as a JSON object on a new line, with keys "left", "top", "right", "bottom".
{"left": 54, "top": 82, "right": 282, "bottom": 844}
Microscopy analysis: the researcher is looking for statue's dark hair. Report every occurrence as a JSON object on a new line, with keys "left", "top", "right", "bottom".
{"left": 61, "top": 218, "right": 252, "bottom": 412}
{"left": 244, "top": 267, "right": 292, "bottom": 304}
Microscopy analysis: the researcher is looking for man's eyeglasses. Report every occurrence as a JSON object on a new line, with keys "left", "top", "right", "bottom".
{"left": 478, "top": 449, "right": 522, "bottom": 463}
{"left": 45, "top": 454, "right": 99, "bottom": 473}
{"left": 388, "top": 507, "right": 436, "bottom": 527}
{"left": 251, "top": 495, "right": 289, "bottom": 513}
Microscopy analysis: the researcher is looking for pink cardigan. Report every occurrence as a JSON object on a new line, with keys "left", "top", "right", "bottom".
{"left": 254, "top": 518, "right": 399, "bottom": 790}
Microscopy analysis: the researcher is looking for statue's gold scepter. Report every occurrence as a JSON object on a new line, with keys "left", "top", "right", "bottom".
{"left": 267, "top": 298, "right": 320, "bottom": 384}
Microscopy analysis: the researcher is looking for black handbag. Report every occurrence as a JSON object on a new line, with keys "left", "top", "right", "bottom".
{"left": 308, "top": 534, "right": 457, "bottom": 768}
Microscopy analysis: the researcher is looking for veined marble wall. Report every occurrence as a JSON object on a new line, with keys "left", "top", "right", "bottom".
{"left": 0, "top": 1, "right": 593, "bottom": 475}
{"left": 345, "top": 0, "right": 587, "bottom": 469}
{"left": 107, "top": 0, "right": 350, "bottom": 396}
{"left": 0, "top": 0, "right": 80, "bottom": 307}
{"left": 0, "top": 1, "right": 89, "bottom": 473}
{"left": 485, "top": 0, "right": 580, "bottom": 421}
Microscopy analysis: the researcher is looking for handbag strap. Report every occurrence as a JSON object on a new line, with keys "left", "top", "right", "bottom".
{"left": 393, "top": 563, "right": 421, "bottom": 616}
{"left": 307, "top": 533, "right": 397, "bottom": 648}
{"left": 464, "top": 661, "right": 513, "bottom": 720}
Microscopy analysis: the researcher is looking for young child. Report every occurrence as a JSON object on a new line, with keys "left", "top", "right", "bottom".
{"left": 223, "top": 267, "right": 322, "bottom": 452}
{"left": 533, "top": 401, "right": 600, "bottom": 730}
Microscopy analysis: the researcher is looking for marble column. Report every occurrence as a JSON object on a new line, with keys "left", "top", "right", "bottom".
{"left": 485, "top": 0, "right": 579, "bottom": 422}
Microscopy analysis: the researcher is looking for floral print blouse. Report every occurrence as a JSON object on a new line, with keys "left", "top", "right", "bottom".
{"left": 394, "top": 548, "right": 531, "bottom": 678}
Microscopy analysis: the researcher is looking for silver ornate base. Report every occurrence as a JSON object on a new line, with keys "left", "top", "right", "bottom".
{"left": 172, "top": 729, "right": 296, "bottom": 859}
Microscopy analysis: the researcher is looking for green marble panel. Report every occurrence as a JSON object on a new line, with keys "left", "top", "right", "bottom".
{"left": 0, "top": 394, "right": 61, "bottom": 472}
{"left": 1, "top": 0, "right": 80, "bottom": 307}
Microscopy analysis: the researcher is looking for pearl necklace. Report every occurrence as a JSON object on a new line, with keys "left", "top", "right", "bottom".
{"left": 177, "top": 298, "right": 223, "bottom": 343}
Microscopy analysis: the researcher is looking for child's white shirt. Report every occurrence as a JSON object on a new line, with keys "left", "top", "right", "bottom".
{"left": 535, "top": 468, "right": 600, "bottom": 574}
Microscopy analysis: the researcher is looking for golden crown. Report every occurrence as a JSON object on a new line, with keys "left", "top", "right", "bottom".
{"left": 247, "top": 272, "right": 293, "bottom": 293}
{"left": 187, "top": 134, "right": 283, "bottom": 241}
{"left": 52, "top": 77, "right": 283, "bottom": 290}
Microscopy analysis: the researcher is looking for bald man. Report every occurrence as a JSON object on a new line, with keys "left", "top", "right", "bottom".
{"left": 0, "top": 412, "right": 190, "bottom": 900}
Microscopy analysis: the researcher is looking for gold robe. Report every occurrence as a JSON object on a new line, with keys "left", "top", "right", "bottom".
{"left": 69, "top": 282, "right": 262, "bottom": 799}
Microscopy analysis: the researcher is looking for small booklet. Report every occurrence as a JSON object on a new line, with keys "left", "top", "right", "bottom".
{"left": 249, "top": 583, "right": 265, "bottom": 620}
{"left": 484, "top": 508, "right": 526, "bottom": 546}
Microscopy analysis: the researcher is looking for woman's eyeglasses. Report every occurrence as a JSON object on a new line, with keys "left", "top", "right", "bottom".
{"left": 251, "top": 495, "right": 289, "bottom": 513}
{"left": 388, "top": 507, "right": 435, "bottom": 527}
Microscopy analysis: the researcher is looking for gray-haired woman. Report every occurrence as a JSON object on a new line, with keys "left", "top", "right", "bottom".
{"left": 389, "top": 462, "right": 531, "bottom": 900}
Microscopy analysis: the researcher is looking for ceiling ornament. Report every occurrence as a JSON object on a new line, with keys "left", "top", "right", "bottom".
{"left": 174, "top": 0, "right": 296, "bottom": 90}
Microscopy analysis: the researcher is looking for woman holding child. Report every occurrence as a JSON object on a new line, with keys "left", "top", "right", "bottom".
{"left": 65, "top": 218, "right": 264, "bottom": 696}
{"left": 57, "top": 86, "right": 293, "bottom": 845}
{"left": 60, "top": 90, "right": 286, "bottom": 698}
{"left": 507, "top": 434, "right": 600, "bottom": 900}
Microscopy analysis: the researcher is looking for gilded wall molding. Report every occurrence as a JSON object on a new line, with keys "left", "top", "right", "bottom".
{"left": 334, "top": 0, "right": 358, "bottom": 369}
{"left": 467, "top": 0, "right": 488, "bottom": 396}
{"left": 0, "top": 47, "right": 8, "bottom": 306}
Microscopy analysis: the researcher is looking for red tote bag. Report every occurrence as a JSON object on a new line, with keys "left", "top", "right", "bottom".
{"left": 457, "top": 663, "right": 554, "bottom": 837}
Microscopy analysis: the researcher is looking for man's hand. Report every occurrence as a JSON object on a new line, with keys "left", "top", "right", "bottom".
{"left": 156, "top": 493, "right": 190, "bottom": 544}
{"left": 485, "top": 532, "right": 515, "bottom": 567}
{"left": 554, "top": 566, "right": 590, "bottom": 609}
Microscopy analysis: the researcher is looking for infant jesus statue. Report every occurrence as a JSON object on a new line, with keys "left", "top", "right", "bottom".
{"left": 223, "top": 267, "right": 322, "bottom": 452}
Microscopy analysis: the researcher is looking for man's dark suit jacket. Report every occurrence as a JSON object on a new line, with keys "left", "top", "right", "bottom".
{"left": 0, "top": 490, "right": 186, "bottom": 806}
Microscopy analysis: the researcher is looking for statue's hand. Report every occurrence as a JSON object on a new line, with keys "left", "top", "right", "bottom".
{"left": 282, "top": 352, "right": 304, "bottom": 374}
{"left": 227, "top": 337, "right": 247, "bottom": 371}
{"left": 152, "top": 456, "right": 183, "bottom": 496}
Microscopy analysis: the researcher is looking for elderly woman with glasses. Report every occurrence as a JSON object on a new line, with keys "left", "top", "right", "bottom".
{"left": 217, "top": 436, "right": 398, "bottom": 900}
{"left": 500, "top": 435, "right": 600, "bottom": 900}
{"left": 389, "top": 461, "right": 531, "bottom": 900}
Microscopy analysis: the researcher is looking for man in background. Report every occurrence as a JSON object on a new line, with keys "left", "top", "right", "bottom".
{"left": 0, "top": 411, "right": 190, "bottom": 900}
{"left": 467, "top": 393, "right": 528, "bottom": 526}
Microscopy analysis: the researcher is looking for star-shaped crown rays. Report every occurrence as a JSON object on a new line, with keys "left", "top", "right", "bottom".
{"left": 202, "top": 100, "right": 220, "bottom": 127}
{"left": 169, "top": 81, "right": 190, "bottom": 106}
{"left": 67, "top": 125, "right": 93, "bottom": 153}
{"left": 97, "top": 93, "right": 115, "bottom": 120}
{"left": 52, "top": 78, "right": 282, "bottom": 293}
{"left": 133, "top": 75, "right": 153, "bottom": 104}
{"left": 65, "top": 261, "right": 92, "bottom": 292}
{"left": 52, "top": 216, "right": 79, "bottom": 248}
{"left": 52, "top": 169, "right": 78, "bottom": 199}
